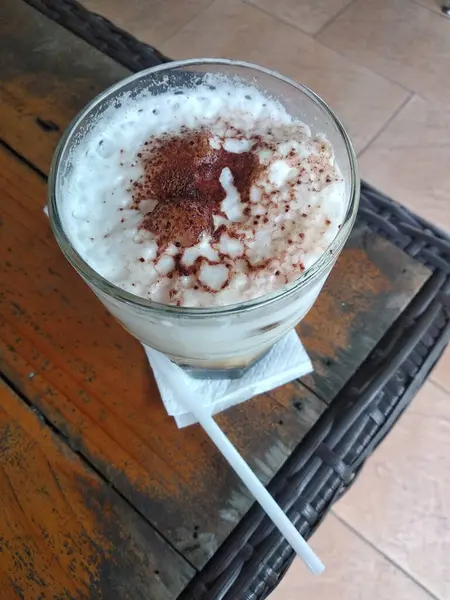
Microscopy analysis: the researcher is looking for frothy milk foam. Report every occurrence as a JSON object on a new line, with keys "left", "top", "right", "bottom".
{"left": 62, "top": 76, "right": 346, "bottom": 309}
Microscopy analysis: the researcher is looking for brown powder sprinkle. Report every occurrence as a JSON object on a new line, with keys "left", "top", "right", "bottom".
{"left": 136, "top": 130, "right": 261, "bottom": 250}
{"left": 109, "top": 124, "right": 343, "bottom": 291}
{"left": 141, "top": 196, "right": 214, "bottom": 248}
{"left": 135, "top": 131, "right": 259, "bottom": 209}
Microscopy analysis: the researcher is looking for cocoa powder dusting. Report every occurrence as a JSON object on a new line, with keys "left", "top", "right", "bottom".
{"left": 135, "top": 131, "right": 259, "bottom": 250}
{"left": 141, "top": 197, "right": 213, "bottom": 248}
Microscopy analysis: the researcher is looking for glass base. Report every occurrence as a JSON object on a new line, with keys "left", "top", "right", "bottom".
{"left": 175, "top": 348, "right": 271, "bottom": 380}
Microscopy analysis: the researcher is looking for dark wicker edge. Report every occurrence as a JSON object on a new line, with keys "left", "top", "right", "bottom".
{"left": 20, "top": 2, "right": 450, "bottom": 599}
{"left": 22, "top": 0, "right": 171, "bottom": 71}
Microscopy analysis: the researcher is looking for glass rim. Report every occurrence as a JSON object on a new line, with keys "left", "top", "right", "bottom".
{"left": 48, "top": 57, "right": 360, "bottom": 318}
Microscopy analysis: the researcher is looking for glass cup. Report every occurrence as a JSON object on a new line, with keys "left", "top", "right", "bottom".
{"left": 48, "top": 59, "right": 360, "bottom": 378}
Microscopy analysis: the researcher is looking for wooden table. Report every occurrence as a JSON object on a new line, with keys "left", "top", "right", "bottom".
{"left": 0, "top": 1, "right": 438, "bottom": 598}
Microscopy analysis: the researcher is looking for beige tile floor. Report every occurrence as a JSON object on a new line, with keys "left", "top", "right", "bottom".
{"left": 81, "top": 0, "right": 450, "bottom": 597}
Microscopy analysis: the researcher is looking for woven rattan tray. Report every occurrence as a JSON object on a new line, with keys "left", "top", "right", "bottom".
{"left": 22, "top": 1, "right": 450, "bottom": 597}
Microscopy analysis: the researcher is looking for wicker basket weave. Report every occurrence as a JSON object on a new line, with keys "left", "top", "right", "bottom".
{"left": 22, "top": 1, "right": 450, "bottom": 598}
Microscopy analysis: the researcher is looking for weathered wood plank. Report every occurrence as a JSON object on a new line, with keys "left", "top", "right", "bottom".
{"left": 0, "top": 143, "right": 327, "bottom": 568}
{"left": 298, "top": 225, "right": 431, "bottom": 402}
{"left": 0, "top": 0, "right": 128, "bottom": 173}
{"left": 0, "top": 378, "right": 195, "bottom": 599}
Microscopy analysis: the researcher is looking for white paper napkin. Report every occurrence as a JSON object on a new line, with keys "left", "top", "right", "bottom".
{"left": 144, "top": 330, "right": 312, "bottom": 427}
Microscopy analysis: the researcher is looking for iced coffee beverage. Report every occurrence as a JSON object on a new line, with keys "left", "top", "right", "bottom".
{"left": 49, "top": 59, "right": 359, "bottom": 377}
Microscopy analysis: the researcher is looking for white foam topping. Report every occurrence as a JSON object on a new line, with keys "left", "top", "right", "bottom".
{"left": 61, "top": 76, "right": 347, "bottom": 307}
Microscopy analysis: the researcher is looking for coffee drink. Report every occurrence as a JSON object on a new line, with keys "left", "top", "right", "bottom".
{"left": 50, "top": 61, "right": 358, "bottom": 376}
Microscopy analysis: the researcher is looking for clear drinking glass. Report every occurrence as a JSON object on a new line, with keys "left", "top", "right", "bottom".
{"left": 48, "top": 59, "right": 360, "bottom": 378}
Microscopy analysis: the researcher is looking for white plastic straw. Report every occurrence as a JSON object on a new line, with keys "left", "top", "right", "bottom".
{"left": 151, "top": 352, "right": 324, "bottom": 574}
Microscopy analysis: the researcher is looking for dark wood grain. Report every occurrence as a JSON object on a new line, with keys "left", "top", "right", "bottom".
{"left": 298, "top": 225, "right": 431, "bottom": 402}
{"left": 0, "top": 378, "right": 195, "bottom": 599}
{"left": 0, "top": 0, "right": 128, "bottom": 173}
{"left": 0, "top": 0, "right": 430, "bottom": 575}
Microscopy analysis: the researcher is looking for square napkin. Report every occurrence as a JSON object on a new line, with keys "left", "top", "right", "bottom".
{"left": 144, "top": 330, "right": 312, "bottom": 427}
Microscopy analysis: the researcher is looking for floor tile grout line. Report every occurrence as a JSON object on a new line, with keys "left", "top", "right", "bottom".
{"left": 314, "top": 0, "right": 359, "bottom": 38}
{"left": 242, "top": 0, "right": 415, "bottom": 96}
{"left": 153, "top": 0, "right": 217, "bottom": 51}
{"left": 412, "top": 91, "right": 449, "bottom": 111}
{"left": 237, "top": 0, "right": 323, "bottom": 37}
{"left": 330, "top": 511, "right": 441, "bottom": 600}
{"left": 357, "top": 91, "right": 414, "bottom": 158}
{"left": 314, "top": 5, "right": 450, "bottom": 107}
{"left": 238, "top": 0, "right": 326, "bottom": 37}
{"left": 316, "top": 33, "right": 414, "bottom": 94}
{"left": 428, "top": 377, "right": 450, "bottom": 397}
{"left": 239, "top": 0, "right": 301, "bottom": 32}
{"left": 240, "top": 0, "right": 359, "bottom": 39}
{"left": 162, "top": 0, "right": 415, "bottom": 103}
{"left": 314, "top": 0, "right": 450, "bottom": 93}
